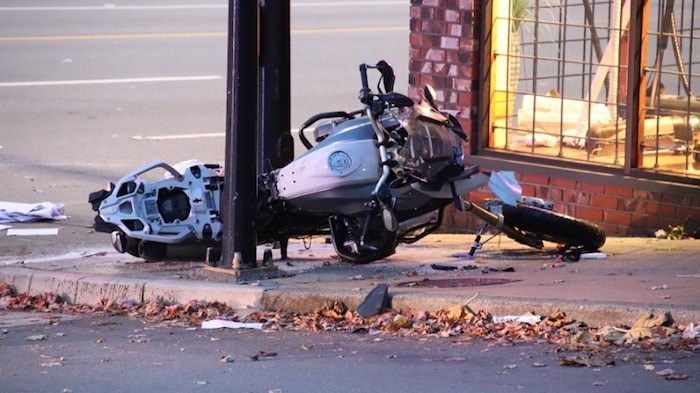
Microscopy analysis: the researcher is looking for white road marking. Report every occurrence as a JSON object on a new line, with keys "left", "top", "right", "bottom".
{"left": 132, "top": 133, "right": 225, "bottom": 141}
{"left": 132, "top": 129, "right": 300, "bottom": 141}
{"left": 0, "top": 2, "right": 404, "bottom": 11}
{"left": 0, "top": 75, "right": 221, "bottom": 88}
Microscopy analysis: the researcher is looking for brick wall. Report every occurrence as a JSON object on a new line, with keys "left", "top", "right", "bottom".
{"left": 442, "top": 174, "right": 700, "bottom": 236}
{"left": 408, "top": 0, "right": 700, "bottom": 236}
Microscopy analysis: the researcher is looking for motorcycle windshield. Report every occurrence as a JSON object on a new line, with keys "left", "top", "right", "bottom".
{"left": 396, "top": 109, "right": 465, "bottom": 188}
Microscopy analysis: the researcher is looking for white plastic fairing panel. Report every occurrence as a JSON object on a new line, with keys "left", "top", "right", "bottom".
{"left": 276, "top": 139, "right": 380, "bottom": 200}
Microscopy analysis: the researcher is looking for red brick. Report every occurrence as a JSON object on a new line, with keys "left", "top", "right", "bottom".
{"left": 620, "top": 198, "right": 647, "bottom": 214}
{"left": 445, "top": 9, "right": 460, "bottom": 23}
{"left": 457, "top": 92, "right": 473, "bottom": 106}
{"left": 550, "top": 178, "right": 576, "bottom": 189}
{"left": 604, "top": 210, "right": 634, "bottom": 226}
{"left": 451, "top": 78, "right": 471, "bottom": 91}
{"left": 597, "top": 222, "right": 619, "bottom": 235}
{"left": 548, "top": 188, "right": 563, "bottom": 201}
{"left": 604, "top": 185, "right": 634, "bottom": 197}
{"left": 425, "top": 48, "right": 446, "bottom": 62}
{"left": 591, "top": 195, "right": 619, "bottom": 210}
{"left": 639, "top": 214, "right": 664, "bottom": 232}
{"left": 661, "top": 192, "right": 682, "bottom": 205}
{"left": 409, "top": 32, "right": 434, "bottom": 48}
{"left": 563, "top": 189, "right": 590, "bottom": 205}
{"left": 676, "top": 206, "right": 700, "bottom": 221}
{"left": 646, "top": 201, "right": 676, "bottom": 217}
{"left": 632, "top": 189, "right": 651, "bottom": 199}
{"left": 521, "top": 173, "right": 550, "bottom": 186}
{"left": 677, "top": 195, "right": 695, "bottom": 206}
{"left": 447, "top": 24, "right": 462, "bottom": 38}
{"left": 577, "top": 182, "right": 605, "bottom": 193}
{"left": 576, "top": 206, "right": 603, "bottom": 222}
{"left": 692, "top": 195, "right": 700, "bottom": 208}
{"left": 458, "top": 0, "right": 474, "bottom": 10}
{"left": 520, "top": 184, "right": 535, "bottom": 197}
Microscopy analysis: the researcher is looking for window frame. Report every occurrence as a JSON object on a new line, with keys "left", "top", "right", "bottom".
{"left": 474, "top": 0, "right": 699, "bottom": 192}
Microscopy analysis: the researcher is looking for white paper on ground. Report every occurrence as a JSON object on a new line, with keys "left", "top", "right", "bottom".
{"left": 6, "top": 228, "right": 59, "bottom": 236}
{"left": 201, "top": 319, "right": 263, "bottom": 330}
{"left": 580, "top": 252, "right": 608, "bottom": 259}
{"left": 0, "top": 224, "right": 11, "bottom": 231}
{"left": 492, "top": 314, "right": 541, "bottom": 324}
{"left": 0, "top": 201, "right": 68, "bottom": 223}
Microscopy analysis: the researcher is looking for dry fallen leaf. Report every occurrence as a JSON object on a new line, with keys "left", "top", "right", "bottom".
{"left": 1, "top": 286, "right": 698, "bottom": 355}
{"left": 560, "top": 356, "right": 614, "bottom": 368}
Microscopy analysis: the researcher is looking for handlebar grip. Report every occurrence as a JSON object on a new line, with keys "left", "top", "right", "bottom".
{"left": 359, "top": 64, "right": 370, "bottom": 103}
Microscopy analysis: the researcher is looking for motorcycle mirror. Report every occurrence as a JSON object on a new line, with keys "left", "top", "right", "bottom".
{"left": 376, "top": 60, "right": 395, "bottom": 93}
{"left": 423, "top": 85, "right": 438, "bottom": 109}
{"left": 381, "top": 206, "right": 398, "bottom": 232}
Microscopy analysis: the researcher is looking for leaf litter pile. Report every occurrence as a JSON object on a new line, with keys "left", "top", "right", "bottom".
{"left": 1, "top": 282, "right": 697, "bottom": 378}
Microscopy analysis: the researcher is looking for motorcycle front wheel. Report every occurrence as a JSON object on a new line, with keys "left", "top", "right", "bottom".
{"left": 328, "top": 214, "right": 397, "bottom": 264}
{"left": 502, "top": 204, "right": 606, "bottom": 251}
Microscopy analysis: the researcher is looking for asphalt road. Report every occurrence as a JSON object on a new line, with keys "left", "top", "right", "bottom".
{"left": 0, "top": 0, "right": 409, "bottom": 257}
{"left": 2, "top": 312, "right": 698, "bottom": 393}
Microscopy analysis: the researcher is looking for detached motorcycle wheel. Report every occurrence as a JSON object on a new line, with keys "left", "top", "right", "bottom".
{"left": 502, "top": 204, "right": 606, "bottom": 251}
{"left": 329, "top": 215, "right": 397, "bottom": 264}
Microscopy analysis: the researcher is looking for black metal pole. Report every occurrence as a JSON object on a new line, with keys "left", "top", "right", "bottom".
{"left": 259, "top": 0, "right": 293, "bottom": 171}
{"left": 221, "top": 0, "right": 258, "bottom": 269}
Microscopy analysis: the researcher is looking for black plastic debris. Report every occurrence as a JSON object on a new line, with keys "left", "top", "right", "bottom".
{"left": 430, "top": 264, "right": 458, "bottom": 271}
{"left": 482, "top": 267, "right": 516, "bottom": 273}
{"left": 357, "top": 283, "right": 389, "bottom": 317}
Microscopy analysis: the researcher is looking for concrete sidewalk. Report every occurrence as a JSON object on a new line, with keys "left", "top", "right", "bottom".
{"left": 1, "top": 235, "right": 699, "bottom": 327}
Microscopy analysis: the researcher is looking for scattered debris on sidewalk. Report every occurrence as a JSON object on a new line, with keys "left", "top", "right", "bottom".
{"left": 655, "top": 218, "right": 700, "bottom": 239}
{"left": 6, "top": 228, "right": 59, "bottom": 236}
{"left": 0, "top": 201, "right": 68, "bottom": 223}
{"left": 654, "top": 368, "right": 690, "bottom": 380}
{"left": 25, "top": 334, "right": 48, "bottom": 341}
{"left": 201, "top": 319, "right": 263, "bottom": 330}
{"left": 560, "top": 355, "right": 614, "bottom": 367}
{"left": 492, "top": 313, "right": 541, "bottom": 325}
{"left": 356, "top": 284, "right": 389, "bottom": 317}
{"left": 1, "top": 282, "right": 698, "bottom": 355}
{"left": 250, "top": 351, "right": 277, "bottom": 361}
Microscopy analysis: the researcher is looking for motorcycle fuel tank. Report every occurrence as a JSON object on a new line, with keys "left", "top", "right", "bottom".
{"left": 275, "top": 118, "right": 381, "bottom": 202}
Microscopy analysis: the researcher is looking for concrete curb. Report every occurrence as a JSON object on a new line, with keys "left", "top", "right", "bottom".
{"left": 2, "top": 264, "right": 699, "bottom": 328}
{"left": 0, "top": 267, "right": 264, "bottom": 311}
{"left": 261, "top": 287, "right": 700, "bottom": 327}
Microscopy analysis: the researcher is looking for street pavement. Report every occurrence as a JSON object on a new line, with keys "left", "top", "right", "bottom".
{"left": 1, "top": 234, "right": 699, "bottom": 328}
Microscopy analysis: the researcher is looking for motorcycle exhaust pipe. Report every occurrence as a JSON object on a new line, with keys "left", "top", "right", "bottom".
{"left": 462, "top": 201, "right": 543, "bottom": 249}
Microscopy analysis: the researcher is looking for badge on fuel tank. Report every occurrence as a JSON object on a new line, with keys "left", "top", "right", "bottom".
{"left": 328, "top": 151, "right": 352, "bottom": 175}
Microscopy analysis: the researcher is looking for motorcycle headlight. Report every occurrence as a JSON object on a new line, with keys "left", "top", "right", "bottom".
{"left": 396, "top": 109, "right": 465, "bottom": 188}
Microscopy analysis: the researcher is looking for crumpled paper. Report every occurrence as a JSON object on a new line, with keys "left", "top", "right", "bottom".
{"left": 0, "top": 201, "right": 68, "bottom": 223}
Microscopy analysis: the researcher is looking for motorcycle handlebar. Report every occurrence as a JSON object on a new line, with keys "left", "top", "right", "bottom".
{"left": 359, "top": 64, "right": 371, "bottom": 104}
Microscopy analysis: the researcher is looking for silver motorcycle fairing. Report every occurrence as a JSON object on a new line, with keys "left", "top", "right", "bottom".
{"left": 95, "top": 160, "right": 224, "bottom": 244}
{"left": 275, "top": 138, "right": 381, "bottom": 201}
{"left": 409, "top": 171, "right": 489, "bottom": 199}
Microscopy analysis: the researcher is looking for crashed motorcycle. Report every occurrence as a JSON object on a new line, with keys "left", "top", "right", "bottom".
{"left": 89, "top": 61, "right": 605, "bottom": 263}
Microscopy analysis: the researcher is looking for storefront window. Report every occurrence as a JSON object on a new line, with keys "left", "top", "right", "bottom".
{"left": 488, "top": 0, "right": 699, "bottom": 178}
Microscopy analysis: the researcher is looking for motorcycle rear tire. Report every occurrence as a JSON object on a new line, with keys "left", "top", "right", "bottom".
{"left": 329, "top": 215, "right": 397, "bottom": 264}
{"left": 502, "top": 204, "right": 606, "bottom": 250}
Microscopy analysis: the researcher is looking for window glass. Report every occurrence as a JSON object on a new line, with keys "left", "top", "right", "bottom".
{"left": 489, "top": 0, "right": 699, "bottom": 178}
